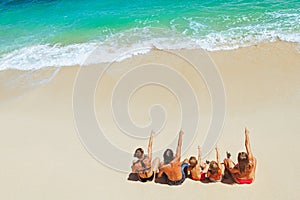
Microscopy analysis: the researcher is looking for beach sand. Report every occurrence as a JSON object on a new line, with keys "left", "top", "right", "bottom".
{"left": 0, "top": 41, "right": 299, "bottom": 199}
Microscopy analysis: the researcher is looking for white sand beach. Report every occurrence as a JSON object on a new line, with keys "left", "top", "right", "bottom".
{"left": 0, "top": 41, "right": 299, "bottom": 199}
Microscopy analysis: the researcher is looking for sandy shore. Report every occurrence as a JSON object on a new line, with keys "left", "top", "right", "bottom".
{"left": 0, "top": 41, "right": 299, "bottom": 199}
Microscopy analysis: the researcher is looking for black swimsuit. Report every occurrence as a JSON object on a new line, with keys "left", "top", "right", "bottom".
{"left": 134, "top": 156, "right": 151, "bottom": 172}
{"left": 139, "top": 172, "right": 154, "bottom": 182}
{"left": 134, "top": 156, "right": 153, "bottom": 182}
{"left": 165, "top": 162, "right": 189, "bottom": 186}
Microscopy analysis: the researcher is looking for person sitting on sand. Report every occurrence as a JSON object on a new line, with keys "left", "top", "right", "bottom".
{"left": 224, "top": 128, "right": 257, "bottom": 184}
{"left": 206, "top": 146, "right": 225, "bottom": 182}
{"left": 187, "top": 145, "right": 206, "bottom": 181}
{"left": 157, "top": 130, "right": 189, "bottom": 186}
{"left": 131, "top": 131, "right": 159, "bottom": 182}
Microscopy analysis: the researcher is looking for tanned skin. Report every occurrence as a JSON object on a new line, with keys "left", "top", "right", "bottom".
{"left": 224, "top": 128, "right": 257, "bottom": 183}
{"left": 131, "top": 131, "right": 159, "bottom": 179}
{"left": 157, "top": 130, "right": 187, "bottom": 181}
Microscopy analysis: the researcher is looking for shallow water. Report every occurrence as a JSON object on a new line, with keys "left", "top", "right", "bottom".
{"left": 1, "top": 0, "right": 300, "bottom": 70}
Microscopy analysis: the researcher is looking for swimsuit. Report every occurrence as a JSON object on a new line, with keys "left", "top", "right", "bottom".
{"left": 234, "top": 163, "right": 254, "bottom": 184}
{"left": 134, "top": 156, "right": 151, "bottom": 173}
{"left": 191, "top": 172, "right": 206, "bottom": 181}
{"left": 236, "top": 177, "right": 253, "bottom": 184}
{"left": 134, "top": 156, "right": 153, "bottom": 182}
{"left": 139, "top": 172, "right": 154, "bottom": 182}
{"left": 166, "top": 162, "right": 189, "bottom": 186}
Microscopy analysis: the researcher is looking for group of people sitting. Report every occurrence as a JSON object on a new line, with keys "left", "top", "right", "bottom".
{"left": 130, "top": 128, "right": 257, "bottom": 186}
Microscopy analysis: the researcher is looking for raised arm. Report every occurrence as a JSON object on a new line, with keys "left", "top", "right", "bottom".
{"left": 175, "top": 130, "right": 184, "bottom": 159}
{"left": 245, "top": 128, "right": 253, "bottom": 160}
{"left": 215, "top": 146, "right": 221, "bottom": 167}
{"left": 148, "top": 130, "right": 154, "bottom": 161}
{"left": 197, "top": 145, "right": 202, "bottom": 166}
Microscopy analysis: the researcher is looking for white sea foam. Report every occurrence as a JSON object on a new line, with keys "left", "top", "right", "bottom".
{"left": 0, "top": 43, "right": 97, "bottom": 71}
{"left": 0, "top": 26, "right": 300, "bottom": 71}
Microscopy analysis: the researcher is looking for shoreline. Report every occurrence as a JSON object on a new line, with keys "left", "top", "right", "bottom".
{"left": 1, "top": 40, "right": 299, "bottom": 102}
{"left": 0, "top": 40, "right": 299, "bottom": 71}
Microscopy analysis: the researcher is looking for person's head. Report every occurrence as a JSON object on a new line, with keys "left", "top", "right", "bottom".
{"left": 238, "top": 152, "right": 250, "bottom": 173}
{"left": 189, "top": 156, "right": 198, "bottom": 168}
{"left": 163, "top": 149, "right": 174, "bottom": 164}
{"left": 208, "top": 161, "right": 219, "bottom": 175}
{"left": 134, "top": 148, "right": 144, "bottom": 159}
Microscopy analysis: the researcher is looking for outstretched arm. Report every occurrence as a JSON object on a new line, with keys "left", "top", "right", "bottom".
{"left": 245, "top": 128, "right": 253, "bottom": 160}
{"left": 175, "top": 130, "right": 184, "bottom": 159}
{"left": 197, "top": 145, "right": 202, "bottom": 166}
{"left": 148, "top": 130, "right": 154, "bottom": 161}
{"left": 215, "top": 146, "right": 221, "bottom": 167}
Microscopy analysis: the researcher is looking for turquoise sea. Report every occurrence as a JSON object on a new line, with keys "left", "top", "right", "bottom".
{"left": 0, "top": 0, "right": 300, "bottom": 70}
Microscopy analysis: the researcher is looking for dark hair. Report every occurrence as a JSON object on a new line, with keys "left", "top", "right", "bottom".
{"left": 208, "top": 161, "right": 219, "bottom": 175}
{"left": 189, "top": 156, "right": 197, "bottom": 168}
{"left": 163, "top": 149, "right": 174, "bottom": 164}
{"left": 134, "top": 148, "right": 144, "bottom": 158}
{"left": 238, "top": 152, "right": 250, "bottom": 173}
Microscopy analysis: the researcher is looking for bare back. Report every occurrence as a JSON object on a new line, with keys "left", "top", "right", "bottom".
{"left": 158, "top": 130, "right": 185, "bottom": 181}
{"left": 189, "top": 165, "right": 201, "bottom": 179}
{"left": 159, "top": 160, "right": 182, "bottom": 181}
{"left": 236, "top": 157, "right": 257, "bottom": 180}
{"left": 132, "top": 155, "right": 152, "bottom": 178}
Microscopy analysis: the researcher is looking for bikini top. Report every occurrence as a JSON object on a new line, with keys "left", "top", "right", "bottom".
{"left": 134, "top": 155, "right": 151, "bottom": 173}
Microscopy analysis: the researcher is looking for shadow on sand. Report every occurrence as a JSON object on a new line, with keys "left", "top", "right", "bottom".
{"left": 128, "top": 169, "right": 235, "bottom": 185}
{"left": 127, "top": 173, "right": 139, "bottom": 182}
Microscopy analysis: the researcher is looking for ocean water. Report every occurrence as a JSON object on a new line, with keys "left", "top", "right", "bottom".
{"left": 0, "top": 0, "right": 300, "bottom": 70}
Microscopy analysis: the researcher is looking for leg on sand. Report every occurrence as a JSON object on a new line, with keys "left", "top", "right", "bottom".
{"left": 151, "top": 157, "right": 160, "bottom": 181}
